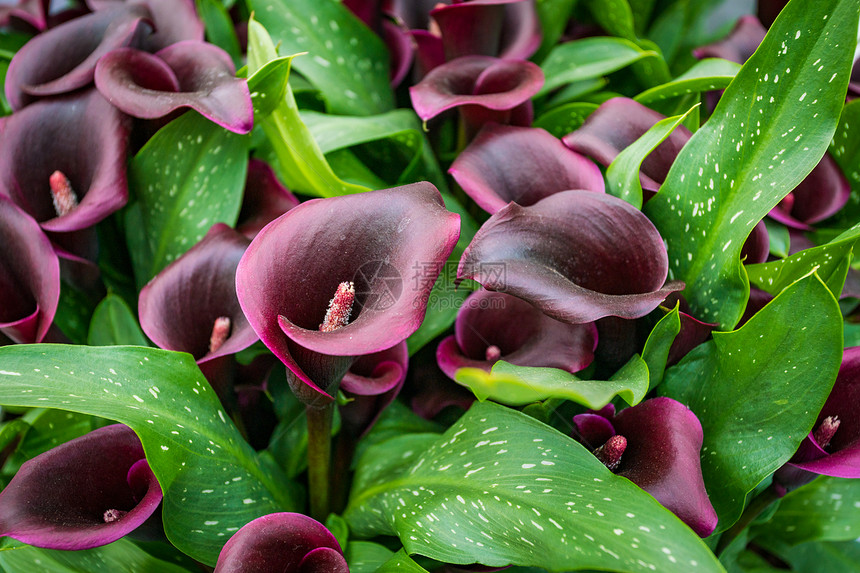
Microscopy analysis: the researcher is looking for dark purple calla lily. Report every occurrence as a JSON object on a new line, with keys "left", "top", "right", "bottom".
{"left": 236, "top": 182, "right": 460, "bottom": 406}
{"left": 0, "top": 196, "right": 60, "bottom": 343}
{"left": 437, "top": 289, "right": 597, "bottom": 379}
{"left": 214, "top": 512, "right": 347, "bottom": 573}
{"left": 573, "top": 398, "right": 718, "bottom": 537}
{"left": 4, "top": 4, "right": 151, "bottom": 110}
{"left": 139, "top": 223, "right": 257, "bottom": 396}
{"left": 458, "top": 191, "right": 684, "bottom": 325}
{"left": 449, "top": 123, "right": 604, "bottom": 214}
{"left": 766, "top": 153, "right": 850, "bottom": 230}
{"left": 692, "top": 15, "right": 766, "bottom": 64}
{"left": 236, "top": 159, "right": 300, "bottom": 240}
{"left": 0, "top": 88, "right": 130, "bottom": 233}
{"left": 562, "top": 97, "right": 692, "bottom": 196}
{"left": 340, "top": 341, "right": 408, "bottom": 437}
{"left": 0, "top": 0, "right": 49, "bottom": 31}
{"left": 408, "top": 357, "right": 478, "bottom": 419}
{"left": 86, "top": 0, "right": 204, "bottom": 51}
{"left": 94, "top": 41, "right": 253, "bottom": 134}
{"left": 0, "top": 424, "right": 162, "bottom": 550}
{"left": 409, "top": 55, "right": 543, "bottom": 138}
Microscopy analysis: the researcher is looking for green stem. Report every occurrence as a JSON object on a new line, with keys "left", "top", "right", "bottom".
{"left": 715, "top": 486, "right": 780, "bottom": 556}
{"left": 306, "top": 403, "right": 334, "bottom": 521}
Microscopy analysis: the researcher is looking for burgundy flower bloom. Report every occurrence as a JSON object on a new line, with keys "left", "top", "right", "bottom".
{"left": 767, "top": 154, "right": 850, "bottom": 230}
{"left": 692, "top": 15, "right": 766, "bottom": 64}
{"left": 409, "top": 55, "right": 543, "bottom": 138}
{"left": 436, "top": 289, "right": 597, "bottom": 379}
{"left": 94, "top": 41, "right": 253, "bottom": 134}
{"left": 214, "top": 512, "right": 347, "bottom": 573}
{"left": 449, "top": 123, "right": 604, "bottom": 214}
{"left": 0, "top": 88, "right": 130, "bottom": 233}
{"left": 340, "top": 341, "right": 408, "bottom": 437}
{"left": 573, "top": 398, "right": 718, "bottom": 537}
{"left": 85, "top": 0, "right": 204, "bottom": 51}
{"left": 0, "top": 0, "right": 49, "bottom": 32}
{"left": 458, "top": 191, "right": 684, "bottom": 324}
{"left": 4, "top": 4, "right": 151, "bottom": 110}
{"left": 236, "top": 182, "right": 460, "bottom": 406}
{"left": 236, "top": 159, "right": 300, "bottom": 240}
{"left": 0, "top": 424, "right": 162, "bottom": 550}
{"left": 0, "top": 196, "right": 60, "bottom": 343}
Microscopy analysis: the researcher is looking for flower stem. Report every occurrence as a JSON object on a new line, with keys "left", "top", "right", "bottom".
{"left": 306, "top": 402, "right": 334, "bottom": 521}
{"left": 715, "top": 485, "right": 780, "bottom": 556}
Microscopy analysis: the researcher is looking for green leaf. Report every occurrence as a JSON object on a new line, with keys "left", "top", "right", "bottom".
{"left": 747, "top": 223, "right": 860, "bottom": 297}
{"left": 0, "top": 538, "right": 192, "bottom": 573}
{"left": 659, "top": 273, "right": 843, "bottom": 532}
{"left": 246, "top": 17, "right": 369, "bottom": 197}
{"left": 53, "top": 281, "right": 98, "bottom": 344}
{"left": 643, "top": 0, "right": 860, "bottom": 329}
{"left": 127, "top": 111, "right": 249, "bottom": 285}
{"left": 247, "top": 56, "right": 295, "bottom": 119}
{"left": 752, "top": 476, "right": 860, "bottom": 546}
{"left": 538, "top": 37, "right": 658, "bottom": 97}
{"left": 758, "top": 539, "right": 860, "bottom": 573}
{"left": 605, "top": 104, "right": 698, "bottom": 208}
{"left": 763, "top": 218, "right": 790, "bottom": 258}
{"left": 3, "top": 409, "right": 100, "bottom": 476}
{"left": 454, "top": 355, "right": 649, "bottom": 409}
{"left": 641, "top": 304, "right": 682, "bottom": 389}
{"left": 346, "top": 541, "right": 396, "bottom": 573}
{"left": 584, "top": 0, "right": 637, "bottom": 41}
{"left": 249, "top": 0, "right": 393, "bottom": 115}
{"left": 326, "top": 514, "right": 350, "bottom": 552}
{"left": 533, "top": 102, "right": 599, "bottom": 138}
{"left": 355, "top": 400, "right": 443, "bottom": 464}
{"left": 345, "top": 402, "right": 723, "bottom": 572}
{"left": 534, "top": 0, "right": 579, "bottom": 61}
{"left": 0, "top": 345, "right": 299, "bottom": 565}
{"left": 352, "top": 434, "right": 440, "bottom": 495}
{"left": 376, "top": 550, "right": 431, "bottom": 572}
{"left": 634, "top": 58, "right": 741, "bottom": 104}
{"left": 827, "top": 99, "right": 860, "bottom": 228}
{"left": 87, "top": 294, "right": 149, "bottom": 347}
{"left": 195, "top": 0, "right": 242, "bottom": 68}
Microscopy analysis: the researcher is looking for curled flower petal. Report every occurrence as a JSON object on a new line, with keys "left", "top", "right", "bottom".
{"left": 236, "top": 182, "right": 460, "bottom": 405}
{"left": 95, "top": 41, "right": 253, "bottom": 134}
{"left": 449, "top": 124, "right": 605, "bottom": 214}
{"left": 0, "top": 89, "right": 130, "bottom": 232}
{"left": 741, "top": 219, "right": 770, "bottom": 264}
{"left": 458, "top": 191, "right": 684, "bottom": 324}
{"left": 767, "top": 153, "right": 850, "bottom": 230}
{"left": 0, "top": 424, "right": 162, "bottom": 550}
{"left": 0, "top": 196, "right": 60, "bottom": 343}
{"left": 86, "top": 0, "right": 204, "bottom": 51}
{"left": 214, "top": 512, "right": 346, "bottom": 573}
{"left": 340, "top": 342, "right": 408, "bottom": 436}
{"left": 236, "top": 159, "right": 300, "bottom": 240}
{"left": 437, "top": 289, "right": 597, "bottom": 378}
{"left": 5, "top": 5, "right": 150, "bottom": 110}
{"left": 692, "top": 15, "right": 766, "bottom": 64}
{"left": 0, "top": 0, "right": 49, "bottom": 32}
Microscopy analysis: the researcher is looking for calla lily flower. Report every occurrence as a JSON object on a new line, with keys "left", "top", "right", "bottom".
{"left": 449, "top": 123, "right": 605, "bottom": 214}
{"left": 692, "top": 15, "right": 766, "bottom": 64}
{"left": 562, "top": 97, "right": 692, "bottom": 195}
{"left": 767, "top": 153, "right": 850, "bottom": 230}
{"left": 94, "top": 41, "right": 253, "bottom": 134}
{"left": 4, "top": 4, "right": 151, "bottom": 110}
{"left": 236, "top": 159, "right": 300, "bottom": 239}
{"left": 139, "top": 223, "right": 257, "bottom": 396}
{"left": 407, "top": 357, "right": 478, "bottom": 419}
{"left": 0, "top": 196, "right": 60, "bottom": 344}
{"left": 236, "top": 182, "right": 460, "bottom": 406}
{"left": 0, "top": 88, "right": 131, "bottom": 233}
{"left": 0, "top": 424, "right": 162, "bottom": 550}
{"left": 573, "top": 398, "right": 718, "bottom": 537}
{"left": 214, "top": 512, "right": 347, "bottom": 572}
{"left": 0, "top": 0, "right": 49, "bottom": 32}
{"left": 409, "top": 55, "right": 543, "bottom": 138}
{"left": 773, "top": 346, "right": 860, "bottom": 493}
{"left": 340, "top": 341, "right": 408, "bottom": 437}
{"left": 437, "top": 289, "right": 597, "bottom": 379}
{"left": 458, "top": 191, "right": 684, "bottom": 324}
{"left": 85, "top": 0, "right": 204, "bottom": 51}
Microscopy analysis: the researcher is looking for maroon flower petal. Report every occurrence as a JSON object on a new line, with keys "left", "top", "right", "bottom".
{"left": 95, "top": 41, "right": 253, "bottom": 134}
{"left": 340, "top": 341, "right": 408, "bottom": 436}
{"left": 139, "top": 223, "right": 256, "bottom": 364}
{"left": 450, "top": 123, "right": 604, "bottom": 214}
{"left": 0, "top": 89, "right": 131, "bottom": 233}
{"left": 236, "top": 182, "right": 460, "bottom": 404}
{"left": 236, "top": 159, "right": 300, "bottom": 240}
{"left": 384, "top": 19, "right": 415, "bottom": 87}
{"left": 0, "top": 0, "right": 49, "bottom": 32}
{"left": 437, "top": 290, "right": 597, "bottom": 378}
{"left": 5, "top": 5, "right": 151, "bottom": 110}
{"left": 86, "top": 0, "right": 204, "bottom": 51}
{"left": 612, "top": 398, "right": 718, "bottom": 537}
{"left": 572, "top": 412, "right": 616, "bottom": 450}
{"left": 740, "top": 219, "right": 770, "bottom": 265}
{"left": 0, "top": 424, "right": 162, "bottom": 550}
{"left": 214, "top": 512, "right": 346, "bottom": 573}
{"left": 458, "top": 191, "right": 684, "bottom": 324}
{"left": 562, "top": 97, "right": 692, "bottom": 192}
{"left": 692, "top": 15, "right": 767, "bottom": 64}
{"left": 0, "top": 196, "right": 60, "bottom": 343}
{"left": 767, "top": 153, "right": 850, "bottom": 230}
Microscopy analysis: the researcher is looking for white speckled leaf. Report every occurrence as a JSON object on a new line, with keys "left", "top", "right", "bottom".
{"left": 345, "top": 402, "right": 723, "bottom": 572}
{"left": 0, "top": 345, "right": 299, "bottom": 566}
{"left": 0, "top": 537, "right": 192, "bottom": 572}
{"left": 643, "top": 0, "right": 859, "bottom": 329}
{"left": 634, "top": 58, "right": 741, "bottom": 105}
{"left": 658, "top": 273, "right": 843, "bottom": 532}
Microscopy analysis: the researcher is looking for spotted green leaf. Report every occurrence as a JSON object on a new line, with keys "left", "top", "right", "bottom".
{"left": 756, "top": 539, "right": 860, "bottom": 573}
{"left": 641, "top": 303, "right": 681, "bottom": 390}
{"left": 195, "top": 0, "right": 241, "bottom": 68}
{"left": 249, "top": 0, "right": 393, "bottom": 116}
{"left": 534, "top": 102, "right": 599, "bottom": 138}
{"left": 87, "top": 294, "right": 149, "bottom": 347}
{"left": 454, "top": 355, "right": 648, "bottom": 409}
{"left": 127, "top": 111, "right": 248, "bottom": 285}
{"left": 345, "top": 402, "right": 722, "bottom": 572}
{"left": 606, "top": 104, "right": 698, "bottom": 208}
{"left": 346, "top": 541, "right": 396, "bottom": 573}
{"left": 0, "top": 345, "right": 299, "bottom": 566}
{"left": 247, "top": 56, "right": 295, "bottom": 119}
{"left": 634, "top": 58, "right": 741, "bottom": 104}
{"left": 644, "top": 0, "right": 860, "bottom": 329}
{"left": 659, "top": 272, "right": 843, "bottom": 532}
{"left": 827, "top": 99, "right": 860, "bottom": 228}
{"left": 376, "top": 550, "right": 431, "bottom": 572}
{"left": 0, "top": 538, "right": 192, "bottom": 573}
